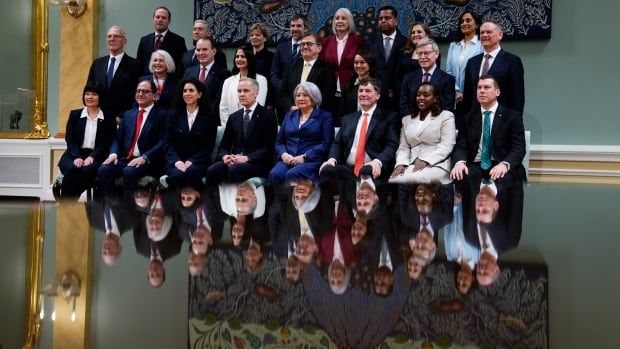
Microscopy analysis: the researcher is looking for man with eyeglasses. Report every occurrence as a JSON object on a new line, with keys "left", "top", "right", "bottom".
{"left": 399, "top": 38, "right": 455, "bottom": 116}
{"left": 180, "top": 19, "right": 228, "bottom": 73}
{"left": 278, "top": 32, "right": 336, "bottom": 120}
{"left": 98, "top": 80, "right": 168, "bottom": 197}
{"left": 87, "top": 26, "right": 141, "bottom": 123}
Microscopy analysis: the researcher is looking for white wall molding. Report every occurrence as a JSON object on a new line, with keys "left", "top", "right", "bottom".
{"left": 530, "top": 144, "right": 620, "bottom": 162}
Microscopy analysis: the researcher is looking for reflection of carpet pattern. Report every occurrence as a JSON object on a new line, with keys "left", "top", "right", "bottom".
{"left": 189, "top": 249, "right": 547, "bottom": 348}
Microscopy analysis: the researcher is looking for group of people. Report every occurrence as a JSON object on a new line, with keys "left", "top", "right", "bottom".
{"left": 62, "top": 5, "right": 526, "bottom": 293}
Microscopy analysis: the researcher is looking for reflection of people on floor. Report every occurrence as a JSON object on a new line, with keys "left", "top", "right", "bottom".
{"left": 245, "top": 239, "right": 264, "bottom": 274}
{"left": 328, "top": 258, "right": 350, "bottom": 295}
{"left": 285, "top": 255, "right": 302, "bottom": 283}
{"left": 188, "top": 250, "right": 207, "bottom": 276}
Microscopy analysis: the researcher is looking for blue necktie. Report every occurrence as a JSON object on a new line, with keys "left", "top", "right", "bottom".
{"left": 106, "top": 57, "right": 116, "bottom": 88}
{"left": 291, "top": 43, "right": 299, "bottom": 61}
{"left": 481, "top": 111, "right": 492, "bottom": 170}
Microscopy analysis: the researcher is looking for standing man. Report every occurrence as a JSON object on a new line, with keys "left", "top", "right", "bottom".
{"left": 136, "top": 6, "right": 187, "bottom": 75}
{"left": 461, "top": 21, "right": 525, "bottom": 117}
{"left": 278, "top": 33, "right": 337, "bottom": 118}
{"left": 97, "top": 80, "right": 168, "bottom": 197}
{"left": 180, "top": 19, "right": 228, "bottom": 72}
{"left": 399, "top": 38, "right": 455, "bottom": 116}
{"left": 87, "top": 26, "right": 141, "bottom": 122}
{"left": 365, "top": 6, "right": 407, "bottom": 110}
{"left": 320, "top": 77, "right": 399, "bottom": 183}
{"left": 206, "top": 78, "right": 278, "bottom": 184}
{"left": 184, "top": 37, "right": 231, "bottom": 124}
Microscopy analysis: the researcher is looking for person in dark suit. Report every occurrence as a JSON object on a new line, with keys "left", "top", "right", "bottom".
{"left": 461, "top": 21, "right": 525, "bottom": 118}
{"left": 207, "top": 78, "right": 277, "bottom": 184}
{"left": 320, "top": 77, "right": 399, "bottom": 183}
{"left": 450, "top": 75, "right": 526, "bottom": 187}
{"left": 271, "top": 14, "right": 307, "bottom": 118}
{"left": 138, "top": 49, "right": 179, "bottom": 110}
{"left": 180, "top": 20, "right": 228, "bottom": 73}
{"left": 364, "top": 6, "right": 407, "bottom": 111}
{"left": 163, "top": 77, "right": 218, "bottom": 190}
{"left": 270, "top": 81, "right": 334, "bottom": 185}
{"left": 399, "top": 38, "right": 455, "bottom": 116}
{"left": 87, "top": 26, "right": 141, "bottom": 122}
{"left": 57, "top": 82, "right": 116, "bottom": 199}
{"left": 136, "top": 6, "right": 187, "bottom": 76}
{"left": 248, "top": 23, "right": 275, "bottom": 109}
{"left": 338, "top": 51, "right": 378, "bottom": 118}
{"left": 184, "top": 37, "right": 231, "bottom": 125}
{"left": 278, "top": 33, "right": 337, "bottom": 119}
{"left": 317, "top": 198, "right": 357, "bottom": 266}
{"left": 97, "top": 80, "right": 168, "bottom": 197}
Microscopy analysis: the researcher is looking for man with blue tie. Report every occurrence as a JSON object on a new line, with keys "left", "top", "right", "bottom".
{"left": 97, "top": 80, "right": 167, "bottom": 197}
{"left": 271, "top": 14, "right": 307, "bottom": 120}
{"left": 87, "top": 26, "right": 141, "bottom": 122}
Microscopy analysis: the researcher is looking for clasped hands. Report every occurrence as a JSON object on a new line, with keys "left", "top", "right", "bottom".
{"left": 281, "top": 152, "right": 305, "bottom": 166}
{"left": 222, "top": 154, "right": 249, "bottom": 166}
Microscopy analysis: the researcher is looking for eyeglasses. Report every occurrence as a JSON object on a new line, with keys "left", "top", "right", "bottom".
{"left": 135, "top": 89, "right": 153, "bottom": 95}
{"left": 299, "top": 41, "right": 319, "bottom": 47}
{"left": 106, "top": 34, "right": 124, "bottom": 40}
{"left": 416, "top": 50, "right": 437, "bottom": 57}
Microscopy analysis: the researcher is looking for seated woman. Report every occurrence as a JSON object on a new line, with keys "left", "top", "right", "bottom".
{"left": 219, "top": 45, "right": 268, "bottom": 125}
{"left": 163, "top": 77, "right": 218, "bottom": 190}
{"left": 269, "top": 82, "right": 334, "bottom": 186}
{"left": 389, "top": 83, "right": 456, "bottom": 184}
{"left": 139, "top": 49, "right": 179, "bottom": 110}
{"left": 57, "top": 81, "right": 116, "bottom": 198}
{"left": 338, "top": 50, "right": 377, "bottom": 118}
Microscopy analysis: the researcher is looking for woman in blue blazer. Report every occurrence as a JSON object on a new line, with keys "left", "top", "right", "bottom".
{"left": 269, "top": 82, "right": 334, "bottom": 186}
{"left": 58, "top": 82, "right": 116, "bottom": 198}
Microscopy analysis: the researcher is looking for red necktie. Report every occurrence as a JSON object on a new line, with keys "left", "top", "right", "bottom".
{"left": 150, "top": 239, "right": 159, "bottom": 257}
{"left": 197, "top": 206, "right": 203, "bottom": 225}
{"left": 126, "top": 109, "right": 145, "bottom": 159}
{"left": 199, "top": 66, "right": 207, "bottom": 82}
{"left": 354, "top": 112, "right": 369, "bottom": 176}
{"left": 154, "top": 34, "right": 163, "bottom": 50}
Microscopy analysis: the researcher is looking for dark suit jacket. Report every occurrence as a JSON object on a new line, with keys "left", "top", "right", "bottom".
{"left": 85, "top": 196, "right": 136, "bottom": 234}
{"left": 452, "top": 104, "right": 526, "bottom": 181}
{"left": 136, "top": 31, "right": 187, "bottom": 75}
{"left": 217, "top": 104, "right": 278, "bottom": 176}
{"left": 271, "top": 39, "right": 301, "bottom": 95}
{"left": 462, "top": 49, "right": 525, "bottom": 114}
{"left": 278, "top": 59, "right": 337, "bottom": 115}
{"left": 110, "top": 105, "right": 168, "bottom": 165}
{"left": 399, "top": 67, "right": 456, "bottom": 116}
{"left": 178, "top": 196, "right": 225, "bottom": 244}
{"left": 87, "top": 54, "right": 142, "bottom": 119}
{"left": 61, "top": 109, "right": 116, "bottom": 163}
{"left": 133, "top": 214, "right": 183, "bottom": 261}
{"left": 139, "top": 74, "right": 179, "bottom": 110}
{"left": 164, "top": 106, "right": 218, "bottom": 168}
{"left": 329, "top": 107, "right": 400, "bottom": 172}
{"left": 184, "top": 63, "right": 231, "bottom": 125}
{"left": 317, "top": 200, "right": 358, "bottom": 265}
{"left": 181, "top": 47, "right": 228, "bottom": 73}
{"left": 320, "top": 33, "right": 364, "bottom": 90}
{"left": 365, "top": 31, "right": 408, "bottom": 106}
{"left": 396, "top": 183, "right": 454, "bottom": 244}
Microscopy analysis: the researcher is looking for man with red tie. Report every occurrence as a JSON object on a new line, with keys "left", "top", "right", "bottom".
{"left": 319, "top": 77, "right": 399, "bottom": 183}
{"left": 98, "top": 80, "right": 168, "bottom": 197}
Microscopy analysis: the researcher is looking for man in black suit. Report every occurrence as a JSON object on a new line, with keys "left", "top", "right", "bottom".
{"left": 461, "top": 21, "right": 525, "bottom": 117}
{"left": 365, "top": 6, "right": 407, "bottom": 110}
{"left": 180, "top": 19, "right": 228, "bottom": 73}
{"left": 278, "top": 32, "right": 337, "bottom": 118}
{"left": 399, "top": 38, "right": 455, "bottom": 116}
{"left": 271, "top": 14, "right": 307, "bottom": 116}
{"left": 136, "top": 6, "right": 187, "bottom": 75}
{"left": 87, "top": 26, "right": 141, "bottom": 122}
{"left": 320, "top": 77, "right": 399, "bottom": 182}
{"left": 184, "top": 37, "right": 231, "bottom": 125}
{"left": 97, "top": 80, "right": 168, "bottom": 197}
{"left": 207, "top": 78, "right": 277, "bottom": 184}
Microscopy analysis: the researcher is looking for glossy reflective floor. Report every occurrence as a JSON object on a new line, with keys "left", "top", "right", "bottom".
{"left": 3, "top": 182, "right": 620, "bottom": 349}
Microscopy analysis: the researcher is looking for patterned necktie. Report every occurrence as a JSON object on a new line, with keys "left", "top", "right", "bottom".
{"left": 481, "top": 110, "right": 492, "bottom": 170}
{"left": 383, "top": 36, "right": 392, "bottom": 61}
{"left": 423, "top": 72, "right": 430, "bottom": 83}
{"left": 292, "top": 42, "right": 300, "bottom": 61}
{"left": 199, "top": 66, "right": 207, "bottom": 82}
{"left": 104, "top": 202, "right": 112, "bottom": 231}
{"left": 155, "top": 34, "right": 163, "bottom": 50}
{"left": 481, "top": 53, "right": 492, "bottom": 76}
{"left": 106, "top": 57, "right": 116, "bottom": 88}
{"left": 126, "top": 109, "right": 145, "bottom": 159}
{"left": 480, "top": 224, "right": 490, "bottom": 250}
{"left": 354, "top": 112, "right": 369, "bottom": 176}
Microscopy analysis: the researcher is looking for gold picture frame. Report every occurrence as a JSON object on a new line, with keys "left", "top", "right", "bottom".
{"left": 23, "top": 203, "right": 45, "bottom": 349}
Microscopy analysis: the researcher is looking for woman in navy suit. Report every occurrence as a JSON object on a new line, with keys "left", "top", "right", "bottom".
{"left": 139, "top": 49, "right": 179, "bottom": 110}
{"left": 58, "top": 82, "right": 116, "bottom": 198}
{"left": 269, "top": 82, "right": 334, "bottom": 186}
{"left": 163, "top": 77, "right": 218, "bottom": 190}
